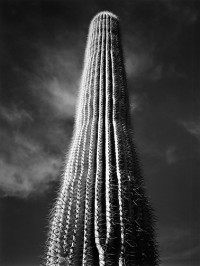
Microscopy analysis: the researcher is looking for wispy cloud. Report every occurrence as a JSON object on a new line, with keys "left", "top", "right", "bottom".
{"left": 0, "top": 45, "right": 81, "bottom": 197}
{"left": 165, "top": 146, "right": 178, "bottom": 164}
{"left": 160, "top": 226, "right": 200, "bottom": 264}
{"left": 30, "top": 45, "right": 81, "bottom": 119}
{"left": 0, "top": 132, "right": 62, "bottom": 197}
{"left": 180, "top": 120, "right": 200, "bottom": 142}
{"left": 0, "top": 105, "right": 33, "bottom": 124}
{"left": 125, "top": 51, "right": 163, "bottom": 80}
{"left": 37, "top": 76, "right": 78, "bottom": 118}
{"left": 129, "top": 93, "right": 146, "bottom": 113}
{"left": 161, "top": 0, "right": 198, "bottom": 25}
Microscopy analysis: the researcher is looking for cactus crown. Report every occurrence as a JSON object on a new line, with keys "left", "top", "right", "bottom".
{"left": 91, "top": 11, "right": 118, "bottom": 21}
{"left": 43, "top": 11, "right": 159, "bottom": 266}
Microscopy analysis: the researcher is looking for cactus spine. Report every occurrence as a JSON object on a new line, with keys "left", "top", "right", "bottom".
{"left": 44, "top": 11, "right": 159, "bottom": 266}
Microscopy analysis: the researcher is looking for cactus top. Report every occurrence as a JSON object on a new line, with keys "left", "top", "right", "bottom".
{"left": 91, "top": 11, "right": 119, "bottom": 22}
{"left": 85, "top": 11, "right": 121, "bottom": 57}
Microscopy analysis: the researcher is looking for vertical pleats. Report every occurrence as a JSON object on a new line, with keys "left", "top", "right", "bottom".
{"left": 45, "top": 11, "right": 158, "bottom": 266}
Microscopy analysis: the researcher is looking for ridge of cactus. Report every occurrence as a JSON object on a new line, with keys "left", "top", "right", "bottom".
{"left": 43, "top": 11, "right": 159, "bottom": 266}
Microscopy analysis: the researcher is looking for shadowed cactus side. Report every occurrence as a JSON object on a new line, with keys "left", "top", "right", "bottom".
{"left": 44, "top": 11, "right": 159, "bottom": 266}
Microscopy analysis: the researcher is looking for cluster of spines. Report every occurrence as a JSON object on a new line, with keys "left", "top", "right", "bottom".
{"left": 44, "top": 11, "right": 159, "bottom": 266}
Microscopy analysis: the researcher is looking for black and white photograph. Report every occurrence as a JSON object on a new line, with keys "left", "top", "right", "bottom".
{"left": 0, "top": 0, "right": 199, "bottom": 265}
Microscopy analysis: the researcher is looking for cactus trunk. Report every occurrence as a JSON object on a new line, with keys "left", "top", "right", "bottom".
{"left": 44, "top": 11, "right": 159, "bottom": 266}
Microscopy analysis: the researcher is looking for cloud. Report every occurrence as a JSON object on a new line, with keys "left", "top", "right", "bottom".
{"left": 180, "top": 120, "right": 200, "bottom": 142}
{"left": 125, "top": 51, "right": 163, "bottom": 80}
{"left": 161, "top": 0, "right": 198, "bottom": 25}
{"left": 0, "top": 157, "right": 60, "bottom": 197}
{"left": 160, "top": 225, "right": 200, "bottom": 264}
{"left": 123, "top": 0, "right": 199, "bottom": 85}
{"left": 165, "top": 146, "right": 177, "bottom": 164}
{"left": 144, "top": 144, "right": 178, "bottom": 165}
{"left": 36, "top": 76, "right": 78, "bottom": 119}
{"left": 125, "top": 52, "right": 153, "bottom": 77}
{"left": 47, "top": 78, "right": 77, "bottom": 117}
{"left": 30, "top": 45, "right": 81, "bottom": 119}
{"left": 0, "top": 132, "right": 62, "bottom": 197}
{"left": 129, "top": 93, "right": 146, "bottom": 113}
{"left": 0, "top": 105, "right": 33, "bottom": 124}
{"left": 0, "top": 99, "right": 72, "bottom": 198}
{"left": 0, "top": 30, "right": 82, "bottom": 198}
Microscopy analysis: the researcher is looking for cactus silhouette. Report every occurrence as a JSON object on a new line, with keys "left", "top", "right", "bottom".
{"left": 44, "top": 11, "right": 159, "bottom": 266}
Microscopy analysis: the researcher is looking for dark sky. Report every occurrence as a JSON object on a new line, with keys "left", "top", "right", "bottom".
{"left": 0, "top": 0, "right": 199, "bottom": 265}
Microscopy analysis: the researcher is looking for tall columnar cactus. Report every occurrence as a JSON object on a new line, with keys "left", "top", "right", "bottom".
{"left": 44, "top": 11, "right": 159, "bottom": 266}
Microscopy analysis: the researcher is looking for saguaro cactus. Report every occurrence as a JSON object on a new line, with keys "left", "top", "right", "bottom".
{"left": 44, "top": 11, "right": 159, "bottom": 266}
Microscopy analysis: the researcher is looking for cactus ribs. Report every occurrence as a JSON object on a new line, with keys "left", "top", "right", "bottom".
{"left": 44, "top": 11, "right": 159, "bottom": 266}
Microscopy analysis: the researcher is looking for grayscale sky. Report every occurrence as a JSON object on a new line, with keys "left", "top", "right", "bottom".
{"left": 0, "top": 0, "right": 199, "bottom": 265}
